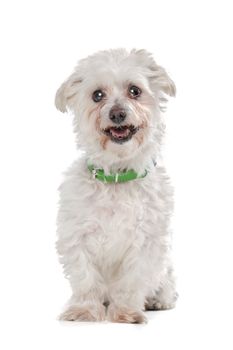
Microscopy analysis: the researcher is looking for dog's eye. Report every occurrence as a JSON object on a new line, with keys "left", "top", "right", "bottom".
{"left": 128, "top": 85, "right": 141, "bottom": 98}
{"left": 92, "top": 90, "right": 105, "bottom": 103}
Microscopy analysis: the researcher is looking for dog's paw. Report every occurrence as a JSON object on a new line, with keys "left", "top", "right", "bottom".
{"left": 145, "top": 300, "right": 176, "bottom": 310}
{"left": 59, "top": 304, "right": 106, "bottom": 322}
{"left": 107, "top": 305, "right": 147, "bottom": 324}
{"left": 145, "top": 291, "right": 178, "bottom": 311}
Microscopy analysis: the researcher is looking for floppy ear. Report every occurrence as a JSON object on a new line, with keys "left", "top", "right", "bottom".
{"left": 55, "top": 73, "right": 82, "bottom": 113}
{"left": 131, "top": 49, "right": 176, "bottom": 97}
{"left": 149, "top": 64, "right": 176, "bottom": 97}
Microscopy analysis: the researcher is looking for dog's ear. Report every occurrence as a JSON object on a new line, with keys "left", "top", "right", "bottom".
{"left": 148, "top": 64, "right": 176, "bottom": 97}
{"left": 55, "top": 73, "right": 82, "bottom": 113}
{"left": 131, "top": 49, "right": 176, "bottom": 97}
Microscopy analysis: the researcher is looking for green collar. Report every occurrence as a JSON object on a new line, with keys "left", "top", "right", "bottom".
{"left": 87, "top": 163, "right": 148, "bottom": 183}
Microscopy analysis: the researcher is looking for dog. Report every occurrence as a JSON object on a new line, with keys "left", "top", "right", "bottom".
{"left": 55, "top": 49, "right": 177, "bottom": 323}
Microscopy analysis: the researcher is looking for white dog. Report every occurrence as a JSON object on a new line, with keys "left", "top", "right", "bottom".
{"left": 55, "top": 49, "right": 177, "bottom": 323}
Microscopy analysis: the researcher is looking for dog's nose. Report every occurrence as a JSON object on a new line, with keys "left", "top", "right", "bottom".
{"left": 109, "top": 106, "right": 126, "bottom": 124}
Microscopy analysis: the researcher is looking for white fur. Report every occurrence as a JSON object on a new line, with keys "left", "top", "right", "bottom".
{"left": 55, "top": 49, "right": 177, "bottom": 323}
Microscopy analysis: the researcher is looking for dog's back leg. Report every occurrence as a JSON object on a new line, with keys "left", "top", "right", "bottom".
{"left": 145, "top": 267, "right": 178, "bottom": 311}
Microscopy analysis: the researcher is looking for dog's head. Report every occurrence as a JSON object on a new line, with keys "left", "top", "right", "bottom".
{"left": 55, "top": 49, "right": 175, "bottom": 161}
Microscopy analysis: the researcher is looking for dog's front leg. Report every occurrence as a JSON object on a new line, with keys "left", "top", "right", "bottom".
{"left": 107, "top": 273, "right": 147, "bottom": 324}
{"left": 59, "top": 249, "right": 106, "bottom": 322}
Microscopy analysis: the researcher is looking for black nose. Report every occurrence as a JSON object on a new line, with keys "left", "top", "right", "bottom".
{"left": 109, "top": 106, "right": 126, "bottom": 124}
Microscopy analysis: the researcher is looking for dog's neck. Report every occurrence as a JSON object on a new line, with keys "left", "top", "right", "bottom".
{"left": 86, "top": 142, "right": 157, "bottom": 176}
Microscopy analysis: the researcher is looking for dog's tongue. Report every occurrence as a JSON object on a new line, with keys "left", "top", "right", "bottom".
{"left": 110, "top": 127, "right": 129, "bottom": 138}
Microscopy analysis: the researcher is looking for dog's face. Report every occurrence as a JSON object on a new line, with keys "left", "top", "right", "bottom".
{"left": 55, "top": 49, "right": 175, "bottom": 160}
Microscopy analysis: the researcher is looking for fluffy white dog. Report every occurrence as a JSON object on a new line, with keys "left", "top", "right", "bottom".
{"left": 55, "top": 49, "right": 177, "bottom": 323}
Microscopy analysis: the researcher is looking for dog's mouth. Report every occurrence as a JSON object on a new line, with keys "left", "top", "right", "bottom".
{"left": 102, "top": 125, "right": 140, "bottom": 144}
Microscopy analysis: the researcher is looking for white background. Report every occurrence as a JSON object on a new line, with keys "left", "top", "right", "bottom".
{"left": 0, "top": 0, "right": 232, "bottom": 349}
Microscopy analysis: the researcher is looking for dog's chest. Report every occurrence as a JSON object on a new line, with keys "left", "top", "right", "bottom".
{"left": 81, "top": 181, "right": 151, "bottom": 266}
{"left": 91, "top": 182, "right": 145, "bottom": 231}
